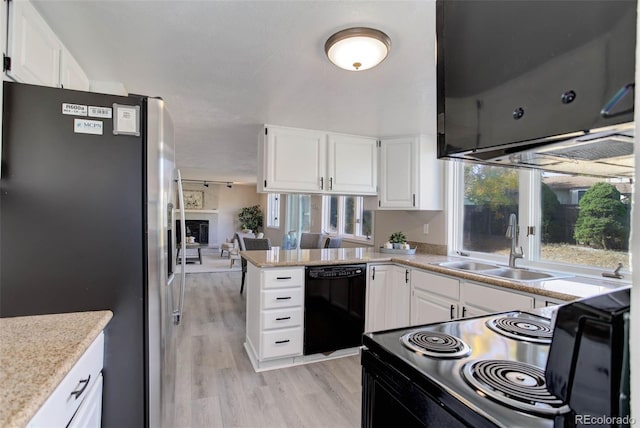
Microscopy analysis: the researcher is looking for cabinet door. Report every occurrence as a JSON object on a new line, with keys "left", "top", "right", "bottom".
{"left": 60, "top": 49, "right": 90, "bottom": 91}
{"left": 263, "top": 126, "right": 325, "bottom": 192}
{"left": 411, "top": 289, "right": 457, "bottom": 325}
{"left": 366, "top": 265, "right": 390, "bottom": 332}
{"left": 385, "top": 266, "right": 411, "bottom": 329}
{"left": 327, "top": 134, "right": 377, "bottom": 194}
{"left": 379, "top": 138, "right": 416, "bottom": 208}
{"left": 7, "top": 0, "right": 62, "bottom": 86}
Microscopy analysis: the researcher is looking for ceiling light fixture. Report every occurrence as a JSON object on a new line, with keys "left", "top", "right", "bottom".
{"left": 325, "top": 27, "right": 391, "bottom": 71}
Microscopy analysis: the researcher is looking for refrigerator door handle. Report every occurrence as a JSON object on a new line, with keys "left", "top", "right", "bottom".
{"left": 174, "top": 170, "right": 187, "bottom": 325}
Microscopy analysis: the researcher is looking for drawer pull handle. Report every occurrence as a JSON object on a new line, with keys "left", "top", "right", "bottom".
{"left": 276, "top": 276, "right": 292, "bottom": 280}
{"left": 276, "top": 296, "right": 291, "bottom": 300}
{"left": 276, "top": 316, "right": 291, "bottom": 321}
{"left": 70, "top": 374, "right": 91, "bottom": 400}
{"left": 275, "top": 339, "right": 290, "bottom": 344}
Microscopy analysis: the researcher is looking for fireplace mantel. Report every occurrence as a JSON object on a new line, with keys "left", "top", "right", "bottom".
{"left": 179, "top": 209, "right": 219, "bottom": 215}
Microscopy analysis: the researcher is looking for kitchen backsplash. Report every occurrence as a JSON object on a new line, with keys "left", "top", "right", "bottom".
{"left": 408, "top": 241, "right": 447, "bottom": 256}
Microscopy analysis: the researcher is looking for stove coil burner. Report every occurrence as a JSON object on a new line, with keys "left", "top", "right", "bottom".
{"left": 486, "top": 315, "right": 553, "bottom": 344}
{"left": 401, "top": 330, "right": 471, "bottom": 358}
{"left": 462, "top": 360, "right": 570, "bottom": 416}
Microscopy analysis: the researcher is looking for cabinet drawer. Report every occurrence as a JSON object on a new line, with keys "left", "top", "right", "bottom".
{"left": 261, "top": 328, "right": 303, "bottom": 359}
{"left": 462, "top": 282, "right": 533, "bottom": 312}
{"left": 28, "top": 332, "right": 104, "bottom": 428}
{"left": 262, "top": 307, "right": 303, "bottom": 330}
{"left": 261, "top": 288, "right": 303, "bottom": 309}
{"left": 263, "top": 268, "right": 304, "bottom": 288}
{"left": 411, "top": 269, "right": 460, "bottom": 300}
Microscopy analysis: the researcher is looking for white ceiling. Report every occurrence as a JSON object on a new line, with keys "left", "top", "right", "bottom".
{"left": 33, "top": 0, "right": 437, "bottom": 184}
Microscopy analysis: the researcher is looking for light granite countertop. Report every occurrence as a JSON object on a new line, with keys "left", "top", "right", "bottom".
{"left": 241, "top": 247, "right": 628, "bottom": 301}
{"left": 0, "top": 311, "right": 113, "bottom": 428}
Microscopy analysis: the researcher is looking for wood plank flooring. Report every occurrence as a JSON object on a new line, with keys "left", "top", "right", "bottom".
{"left": 174, "top": 272, "right": 361, "bottom": 428}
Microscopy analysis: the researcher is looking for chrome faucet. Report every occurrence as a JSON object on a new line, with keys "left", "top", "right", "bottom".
{"left": 505, "top": 213, "right": 523, "bottom": 268}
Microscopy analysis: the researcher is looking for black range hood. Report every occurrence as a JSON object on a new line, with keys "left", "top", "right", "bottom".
{"left": 436, "top": 0, "right": 636, "bottom": 177}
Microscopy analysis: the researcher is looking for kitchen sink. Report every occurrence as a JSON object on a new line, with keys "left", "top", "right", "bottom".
{"left": 437, "top": 261, "right": 499, "bottom": 271}
{"left": 436, "top": 260, "right": 573, "bottom": 283}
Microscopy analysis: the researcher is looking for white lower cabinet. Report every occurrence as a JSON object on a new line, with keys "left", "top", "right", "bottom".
{"left": 410, "top": 269, "right": 459, "bottom": 325}
{"left": 246, "top": 265, "right": 305, "bottom": 362}
{"left": 28, "top": 332, "right": 105, "bottom": 428}
{"left": 366, "top": 264, "right": 411, "bottom": 331}
{"left": 459, "top": 281, "right": 534, "bottom": 318}
{"left": 365, "top": 264, "right": 390, "bottom": 332}
{"left": 408, "top": 268, "right": 540, "bottom": 325}
{"left": 386, "top": 266, "right": 411, "bottom": 329}
{"left": 412, "top": 289, "right": 457, "bottom": 325}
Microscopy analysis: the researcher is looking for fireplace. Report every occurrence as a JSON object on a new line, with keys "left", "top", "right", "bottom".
{"left": 176, "top": 220, "right": 209, "bottom": 245}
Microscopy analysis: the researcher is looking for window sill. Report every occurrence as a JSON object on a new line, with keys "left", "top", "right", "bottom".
{"left": 341, "top": 237, "right": 374, "bottom": 247}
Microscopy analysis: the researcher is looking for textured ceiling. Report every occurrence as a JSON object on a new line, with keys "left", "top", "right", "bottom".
{"left": 33, "top": 0, "right": 437, "bottom": 184}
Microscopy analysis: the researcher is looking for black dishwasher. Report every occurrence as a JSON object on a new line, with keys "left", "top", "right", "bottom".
{"left": 304, "top": 264, "right": 366, "bottom": 355}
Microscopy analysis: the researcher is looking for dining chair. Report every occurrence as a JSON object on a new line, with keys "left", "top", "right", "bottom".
{"left": 241, "top": 238, "right": 272, "bottom": 294}
{"left": 324, "top": 236, "right": 343, "bottom": 248}
{"left": 299, "top": 232, "right": 323, "bottom": 249}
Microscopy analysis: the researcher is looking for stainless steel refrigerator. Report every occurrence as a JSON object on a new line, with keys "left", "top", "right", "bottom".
{"left": 0, "top": 81, "right": 187, "bottom": 427}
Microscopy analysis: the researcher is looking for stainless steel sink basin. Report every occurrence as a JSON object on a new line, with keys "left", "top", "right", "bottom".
{"left": 437, "top": 261, "right": 499, "bottom": 271}
{"left": 485, "top": 268, "right": 555, "bottom": 281}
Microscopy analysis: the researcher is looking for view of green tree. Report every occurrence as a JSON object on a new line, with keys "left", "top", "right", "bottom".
{"left": 464, "top": 164, "right": 518, "bottom": 211}
{"left": 574, "top": 182, "right": 630, "bottom": 250}
{"left": 541, "top": 182, "right": 562, "bottom": 243}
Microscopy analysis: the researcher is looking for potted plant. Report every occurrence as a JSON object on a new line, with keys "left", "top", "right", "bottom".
{"left": 238, "top": 205, "right": 263, "bottom": 234}
{"left": 389, "top": 231, "right": 407, "bottom": 249}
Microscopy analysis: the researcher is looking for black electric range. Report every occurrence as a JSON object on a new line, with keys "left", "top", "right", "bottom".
{"left": 361, "top": 287, "right": 631, "bottom": 428}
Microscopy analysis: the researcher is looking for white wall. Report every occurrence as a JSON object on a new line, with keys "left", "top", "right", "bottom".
{"left": 217, "top": 184, "right": 262, "bottom": 245}
{"left": 374, "top": 210, "right": 447, "bottom": 248}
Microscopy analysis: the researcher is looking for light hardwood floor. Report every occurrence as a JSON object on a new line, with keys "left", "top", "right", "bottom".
{"left": 174, "top": 272, "right": 362, "bottom": 428}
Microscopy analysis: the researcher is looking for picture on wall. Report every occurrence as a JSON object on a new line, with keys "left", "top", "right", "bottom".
{"left": 183, "top": 190, "right": 204, "bottom": 209}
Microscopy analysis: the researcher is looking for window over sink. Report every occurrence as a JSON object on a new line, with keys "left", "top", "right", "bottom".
{"left": 449, "top": 162, "right": 632, "bottom": 275}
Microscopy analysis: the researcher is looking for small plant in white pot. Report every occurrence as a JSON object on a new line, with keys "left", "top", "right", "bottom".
{"left": 389, "top": 231, "right": 407, "bottom": 249}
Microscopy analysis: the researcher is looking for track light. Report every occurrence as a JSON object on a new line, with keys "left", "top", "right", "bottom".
{"left": 179, "top": 179, "right": 235, "bottom": 188}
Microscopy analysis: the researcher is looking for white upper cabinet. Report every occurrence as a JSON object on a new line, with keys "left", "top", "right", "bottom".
{"left": 7, "top": 0, "right": 61, "bottom": 86}
{"left": 327, "top": 134, "right": 377, "bottom": 194}
{"left": 378, "top": 135, "right": 443, "bottom": 210}
{"left": 60, "top": 49, "right": 90, "bottom": 91}
{"left": 258, "top": 125, "right": 378, "bottom": 195}
{"left": 7, "top": 0, "right": 89, "bottom": 90}
{"left": 259, "top": 126, "right": 326, "bottom": 193}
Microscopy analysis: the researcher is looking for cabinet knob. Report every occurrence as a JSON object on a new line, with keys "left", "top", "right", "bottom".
{"left": 450, "top": 305, "right": 455, "bottom": 320}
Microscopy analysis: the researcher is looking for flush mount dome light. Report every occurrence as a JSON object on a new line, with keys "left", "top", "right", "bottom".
{"left": 325, "top": 27, "right": 391, "bottom": 71}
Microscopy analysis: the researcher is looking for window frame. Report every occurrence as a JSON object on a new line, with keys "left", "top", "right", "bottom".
{"left": 266, "top": 193, "right": 280, "bottom": 229}
{"left": 448, "top": 161, "right": 631, "bottom": 277}
{"left": 322, "top": 195, "right": 372, "bottom": 241}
